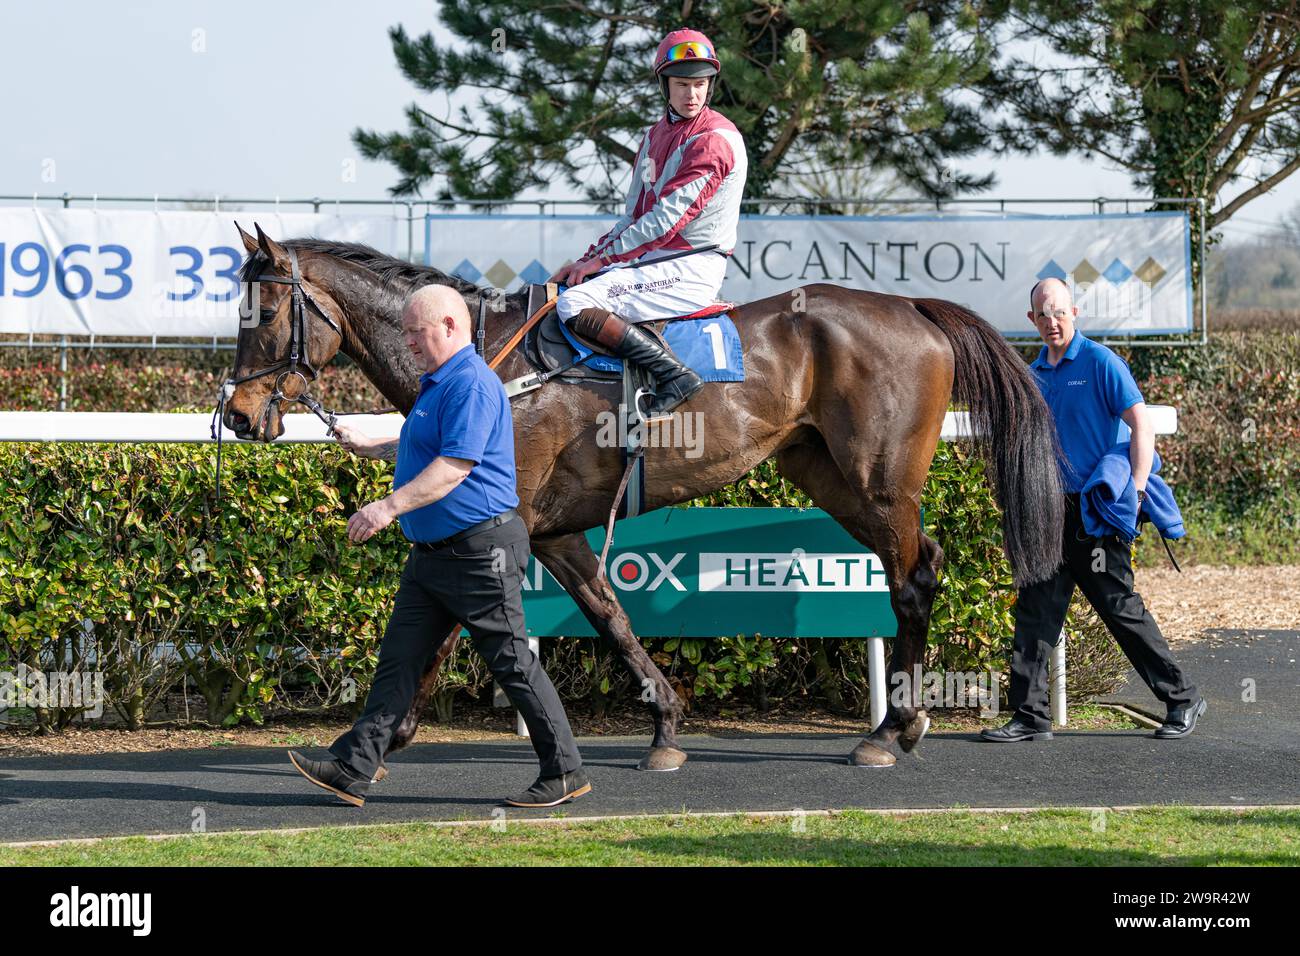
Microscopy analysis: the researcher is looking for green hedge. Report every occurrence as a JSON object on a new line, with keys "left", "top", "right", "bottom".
{"left": 27, "top": 326, "right": 1295, "bottom": 727}
{"left": 1, "top": 444, "right": 401, "bottom": 729}
{"left": 0, "top": 439, "right": 1122, "bottom": 730}
{"left": 7, "top": 326, "right": 1294, "bottom": 522}
{"left": 1120, "top": 331, "right": 1300, "bottom": 564}
{"left": 0, "top": 347, "right": 379, "bottom": 416}
{"left": 1122, "top": 331, "right": 1300, "bottom": 511}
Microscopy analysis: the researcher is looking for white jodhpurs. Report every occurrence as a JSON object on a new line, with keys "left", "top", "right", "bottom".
{"left": 555, "top": 251, "right": 728, "bottom": 324}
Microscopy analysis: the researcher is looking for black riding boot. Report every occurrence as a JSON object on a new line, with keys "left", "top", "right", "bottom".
{"left": 570, "top": 307, "right": 704, "bottom": 420}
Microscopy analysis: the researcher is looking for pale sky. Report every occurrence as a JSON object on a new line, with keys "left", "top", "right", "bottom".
{"left": 1, "top": 0, "right": 1295, "bottom": 243}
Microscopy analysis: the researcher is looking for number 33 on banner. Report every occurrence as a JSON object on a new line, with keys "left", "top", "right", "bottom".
{"left": 0, "top": 243, "right": 241, "bottom": 302}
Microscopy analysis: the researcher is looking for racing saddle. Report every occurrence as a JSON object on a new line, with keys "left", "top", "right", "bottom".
{"left": 515, "top": 282, "right": 736, "bottom": 396}
{"left": 503, "top": 283, "right": 741, "bottom": 531}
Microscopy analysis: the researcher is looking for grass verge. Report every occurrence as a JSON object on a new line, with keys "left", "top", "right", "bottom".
{"left": 4, "top": 807, "right": 1296, "bottom": 867}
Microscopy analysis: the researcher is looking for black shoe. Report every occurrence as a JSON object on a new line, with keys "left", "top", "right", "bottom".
{"left": 569, "top": 308, "right": 705, "bottom": 420}
{"left": 612, "top": 323, "right": 704, "bottom": 421}
{"left": 1154, "top": 698, "right": 1206, "bottom": 739}
{"left": 503, "top": 769, "right": 592, "bottom": 808}
{"left": 288, "top": 750, "right": 370, "bottom": 807}
{"left": 979, "top": 719, "right": 1053, "bottom": 742}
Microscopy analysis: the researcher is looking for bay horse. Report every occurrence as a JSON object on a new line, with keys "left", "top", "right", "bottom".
{"left": 221, "top": 224, "right": 1063, "bottom": 770}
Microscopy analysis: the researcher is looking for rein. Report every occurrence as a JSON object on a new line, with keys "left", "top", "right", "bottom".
{"left": 210, "top": 269, "right": 553, "bottom": 509}
{"left": 488, "top": 295, "right": 557, "bottom": 370}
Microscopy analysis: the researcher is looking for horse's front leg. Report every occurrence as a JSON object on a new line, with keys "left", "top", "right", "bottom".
{"left": 378, "top": 623, "right": 461, "bottom": 775}
{"left": 534, "top": 531, "right": 688, "bottom": 771}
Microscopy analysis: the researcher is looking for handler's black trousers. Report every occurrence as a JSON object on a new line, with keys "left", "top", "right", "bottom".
{"left": 330, "top": 515, "right": 582, "bottom": 779}
{"left": 1009, "top": 493, "right": 1197, "bottom": 730}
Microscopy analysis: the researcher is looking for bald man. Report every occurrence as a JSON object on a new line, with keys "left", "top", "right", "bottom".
{"left": 288, "top": 284, "right": 589, "bottom": 809}
{"left": 981, "top": 277, "right": 1203, "bottom": 743}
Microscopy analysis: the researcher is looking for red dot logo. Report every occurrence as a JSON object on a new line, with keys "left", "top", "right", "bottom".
{"left": 610, "top": 553, "right": 649, "bottom": 591}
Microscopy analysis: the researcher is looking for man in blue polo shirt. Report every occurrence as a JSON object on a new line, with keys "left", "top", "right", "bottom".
{"left": 982, "top": 277, "right": 1204, "bottom": 743}
{"left": 287, "top": 284, "right": 588, "bottom": 809}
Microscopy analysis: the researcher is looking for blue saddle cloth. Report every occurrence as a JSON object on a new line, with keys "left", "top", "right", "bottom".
{"left": 555, "top": 303, "right": 745, "bottom": 383}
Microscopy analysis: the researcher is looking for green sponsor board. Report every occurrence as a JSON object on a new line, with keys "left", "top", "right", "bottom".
{"left": 521, "top": 507, "right": 899, "bottom": 638}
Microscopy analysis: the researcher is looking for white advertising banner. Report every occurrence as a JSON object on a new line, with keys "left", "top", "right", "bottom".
{"left": 426, "top": 211, "right": 1194, "bottom": 337}
{"left": 0, "top": 208, "right": 407, "bottom": 337}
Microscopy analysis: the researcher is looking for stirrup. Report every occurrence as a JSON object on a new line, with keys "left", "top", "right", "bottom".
{"left": 642, "top": 372, "right": 703, "bottom": 422}
{"left": 632, "top": 386, "right": 659, "bottom": 424}
{"left": 636, "top": 385, "right": 689, "bottom": 424}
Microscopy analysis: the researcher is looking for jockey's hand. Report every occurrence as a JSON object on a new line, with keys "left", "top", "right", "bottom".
{"left": 347, "top": 498, "right": 396, "bottom": 544}
{"left": 548, "top": 257, "right": 603, "bottom": 287}
{"left": 546, "top": 261, "right": 576, "bottom": 284}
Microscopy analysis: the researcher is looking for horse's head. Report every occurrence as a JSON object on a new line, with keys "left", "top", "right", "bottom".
{"left": 223, "top": 223, "right": 347, "bottom": 442}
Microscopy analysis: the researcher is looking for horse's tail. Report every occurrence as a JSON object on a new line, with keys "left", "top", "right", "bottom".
{"left": 911, "top": 297, "right": 1064, "bottom": 587}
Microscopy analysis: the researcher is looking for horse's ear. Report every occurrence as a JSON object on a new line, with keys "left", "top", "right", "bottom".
{"left": 253, "top": 222, "right": 292, "bottom": 272}
{"left": 235, "top": 221, "right": 259, "bottom": 256}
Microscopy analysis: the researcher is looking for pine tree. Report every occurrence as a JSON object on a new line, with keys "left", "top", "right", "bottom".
{"left": 982, "top": 0, "right": 1300, "bottom": 237}
{"left": 353, "top": 0, "right": 1002, "bottom": 203}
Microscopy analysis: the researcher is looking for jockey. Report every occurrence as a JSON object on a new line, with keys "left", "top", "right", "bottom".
{"left": 549, "top": 28, "right": 748, "bottom": 421}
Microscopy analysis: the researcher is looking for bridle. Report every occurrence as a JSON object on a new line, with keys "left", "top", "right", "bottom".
{"left": 208, "top": 245, "right": 389, "bottom": 503}
{"left": 213, "top": 246, "right": 343, "bottom": 436}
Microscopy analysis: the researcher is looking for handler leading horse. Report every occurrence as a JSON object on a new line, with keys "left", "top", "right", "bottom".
{"left": 221, "top": 225, "right": 1063, "bottom": 770}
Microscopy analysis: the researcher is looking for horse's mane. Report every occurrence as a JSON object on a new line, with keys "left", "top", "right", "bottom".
{"left": 239, "top": 237, "right": 486, "bottom": 305}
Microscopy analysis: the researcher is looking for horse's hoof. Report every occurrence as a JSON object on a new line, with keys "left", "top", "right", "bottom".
{"left": 847, "top": 741, "right": 896, "bottom": 767}
{"left": 637, "top": 747, "right": 688, "bottom": 772}
{"left": 898, "top": 711, "right": 931, "bottom": 753}
{"left": 371, "top": 765, "right": 388, "bottom": 784}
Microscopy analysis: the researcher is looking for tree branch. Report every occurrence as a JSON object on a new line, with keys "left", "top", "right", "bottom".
{"left": 416, "top": 106, "right": 510, "bottom": 141}
{"left": 1212, "top": 152, "right": 1300, "bottom": 227}
{"left": 587, "top": 18, "right": 618, "bottom": 96}
{"left": 560, "top": 0, "right": 656, "bottom": 27}
{"left": 1208, "top": 118, "right": 1268, "bottom": 199}
{"left": 1226, "top": 70, "right": 1300, "bottom": 130}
